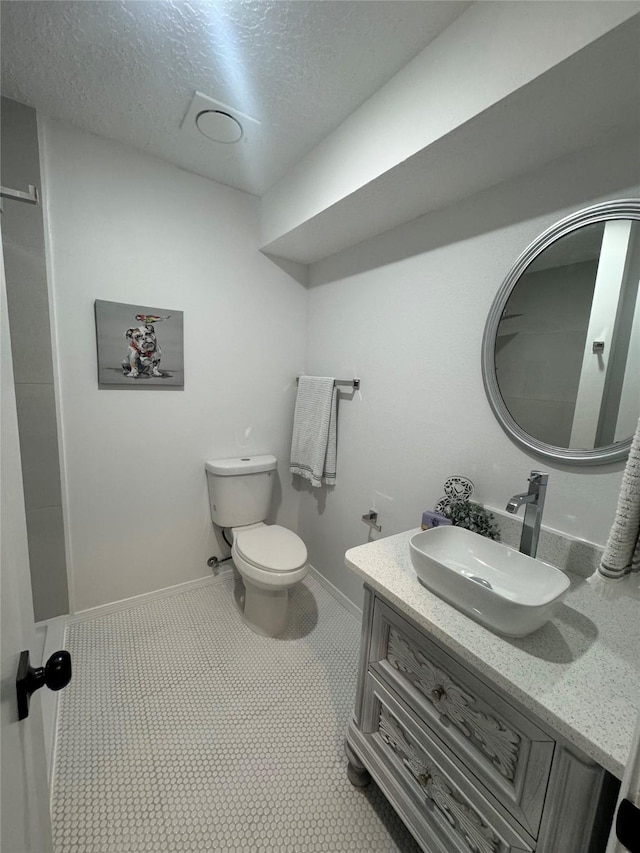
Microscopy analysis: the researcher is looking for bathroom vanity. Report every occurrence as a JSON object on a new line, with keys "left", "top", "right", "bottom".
{"left": 344, "top": 530, "right": 640, "bottom": 853}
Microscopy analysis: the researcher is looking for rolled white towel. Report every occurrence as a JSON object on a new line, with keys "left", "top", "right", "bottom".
{"left": 589, "top": 415, "right": 640, "bottom": 596}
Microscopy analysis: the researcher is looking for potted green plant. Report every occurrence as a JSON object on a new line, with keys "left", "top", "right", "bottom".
{"left": 442, "top": 498, "right": 501, "bottom": 541}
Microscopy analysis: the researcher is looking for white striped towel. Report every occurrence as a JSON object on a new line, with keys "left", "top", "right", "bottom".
{"left": 290, "top": 376, "right": 337, "bottom": 488}
{"left": 589, "top": 415, "right": 640, "bottom": 595}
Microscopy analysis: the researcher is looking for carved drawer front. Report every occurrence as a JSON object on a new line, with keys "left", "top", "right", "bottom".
{"left": 362, "top": 677, "right": 534, "bottom": 853}
{"left": 369, "top": 599, "right": 554, "bottom": 838}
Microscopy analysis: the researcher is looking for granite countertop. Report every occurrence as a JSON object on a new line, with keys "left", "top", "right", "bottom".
{"left": 345, "top": 529, "right": 640, "bottom": 780}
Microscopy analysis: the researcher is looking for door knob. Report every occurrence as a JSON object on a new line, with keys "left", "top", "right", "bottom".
{"left": 16, "top": 649, "right": 72, "bottom": 720}
{"left": 616, "top": 798, "right": 640, "bottom": 853}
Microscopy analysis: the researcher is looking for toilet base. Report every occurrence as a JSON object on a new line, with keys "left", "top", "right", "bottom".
{"left": 242, "top": 580, "right": 290, "bottom": 637}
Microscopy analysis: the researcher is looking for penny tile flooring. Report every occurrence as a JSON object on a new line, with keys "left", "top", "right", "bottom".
{"left": 52, "top": 573, "right": 420, "bottom": 852}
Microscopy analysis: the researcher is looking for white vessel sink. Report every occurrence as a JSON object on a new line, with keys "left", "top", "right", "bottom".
{"left": 409, "top": 526, "right": 570, "bottom": 637}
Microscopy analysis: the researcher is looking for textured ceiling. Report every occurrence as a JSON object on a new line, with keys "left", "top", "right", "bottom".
{"left": 0, "top": 0, "right": 471, "bottom": 195}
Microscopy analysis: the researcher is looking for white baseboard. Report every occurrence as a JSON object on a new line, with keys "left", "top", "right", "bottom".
{"left": 67, "top": 570, "right": 233, "bottom": 624}
{"left": 308, "top": 565, "right": 362, "bottom": 620}
{"left": 68, "top": 565, "right": 361, "bottom": 625}
{"left": 34, "top": 616, "right": 66, "bottom": 790}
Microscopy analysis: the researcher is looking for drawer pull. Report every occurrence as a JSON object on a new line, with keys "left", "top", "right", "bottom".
{"left": 431, "top": 685, "right": 446, "bottom": 703}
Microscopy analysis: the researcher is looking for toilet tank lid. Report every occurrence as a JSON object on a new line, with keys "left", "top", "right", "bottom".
{"left": 206, "top": 454, "right": 277, "bottom": 476}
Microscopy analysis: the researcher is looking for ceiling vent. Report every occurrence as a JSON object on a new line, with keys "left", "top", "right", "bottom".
{"left": 181, "top": 91, "right": 259, "bottom": 145}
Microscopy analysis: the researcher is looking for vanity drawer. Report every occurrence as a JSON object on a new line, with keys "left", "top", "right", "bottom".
{"left": 369, "top": 598, "right": 554, "bottom": 838}
{"left": 358, "top": 675, "right": 534, "bottom": 853}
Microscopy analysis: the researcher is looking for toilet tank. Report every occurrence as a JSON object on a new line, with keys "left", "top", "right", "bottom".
{"left": 206, "top": 455, "right": 277, "bottom": 528}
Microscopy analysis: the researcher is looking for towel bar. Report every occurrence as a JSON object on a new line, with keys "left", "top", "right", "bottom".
{"left": 296, "top": 377, "right": 360, "bottom": 390}
{"left": 0, "top": 184, "right": 39, "bottom": 205}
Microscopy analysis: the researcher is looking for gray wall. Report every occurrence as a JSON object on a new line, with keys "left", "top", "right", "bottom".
{"left": 1, "top": 97, "right": 68, "bottom": 620}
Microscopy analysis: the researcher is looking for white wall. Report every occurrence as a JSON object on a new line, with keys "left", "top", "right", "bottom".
{"left": 261, "top": 1, "right": 637, "bottom": 247}
{"left": 300, "top": 133, "right": 640, "bottom": 607}
{"left": 41, "top": 118, "right": 307, "bottom": 612}
{"left": 37, "top": 117, "right": 640, "bottom": 615}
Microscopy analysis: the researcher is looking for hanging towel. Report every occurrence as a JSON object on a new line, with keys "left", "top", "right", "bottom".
{"left": 290, "top": 376, "right": 337, "bottom": 488}
{"left": 589, "top": 415, "right": 640, "bottom": 594}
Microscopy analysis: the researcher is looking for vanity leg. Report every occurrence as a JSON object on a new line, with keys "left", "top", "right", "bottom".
{"left": 345, "top": 739, "right": 371, "bottom": 788}
{"left": 347, "top": 761, "right": 371, "bottom": 787}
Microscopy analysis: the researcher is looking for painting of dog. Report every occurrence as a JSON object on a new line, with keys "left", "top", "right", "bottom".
{"left": 121, "top": 316, "right": 168, "bottom": 378}
{"left": 95, "top": 300, "right": 184, "bottom": 387}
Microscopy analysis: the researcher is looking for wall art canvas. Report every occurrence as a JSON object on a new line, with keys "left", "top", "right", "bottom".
{"left": 95, "top": 299, "right": 184, "bottom": 387}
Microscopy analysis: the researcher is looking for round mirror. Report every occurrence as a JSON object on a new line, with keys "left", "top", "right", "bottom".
{"left": 482, "top": 199, "right": 640, "bottom": 465}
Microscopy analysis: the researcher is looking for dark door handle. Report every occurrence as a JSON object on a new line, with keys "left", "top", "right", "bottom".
{"left": 617, "top": 798, "right": 640, "bottom": 853}
{"left": 16, "top": 649, "right": 72, "bottom": 720}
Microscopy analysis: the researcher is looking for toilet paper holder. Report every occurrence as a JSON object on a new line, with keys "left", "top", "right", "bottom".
{"left": 362, "top": 510, "right": 382, "bottom": 533}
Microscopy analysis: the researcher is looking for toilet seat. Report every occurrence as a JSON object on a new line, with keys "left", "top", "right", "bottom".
{"left": 234, "top": 524, "right": 307, "bottom": 573}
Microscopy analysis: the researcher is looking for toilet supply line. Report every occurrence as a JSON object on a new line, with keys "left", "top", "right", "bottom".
{"left": 208, "top": 528, "right": 234, "bottom": 570}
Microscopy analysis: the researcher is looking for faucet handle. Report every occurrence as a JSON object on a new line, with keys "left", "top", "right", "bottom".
{"left": 529, "top": 471, "right": 549, "bottom": 485}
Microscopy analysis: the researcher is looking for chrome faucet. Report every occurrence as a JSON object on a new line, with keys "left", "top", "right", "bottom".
{"left": 506, "top": 471, "right": 548, "bottom": 558}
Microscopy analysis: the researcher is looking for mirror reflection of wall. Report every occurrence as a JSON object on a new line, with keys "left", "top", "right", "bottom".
{"left": 595, "top": 222, "right": 640, "bottom": 447}
{"left": 494, "top": 219, "right": 640, "bottom": 451}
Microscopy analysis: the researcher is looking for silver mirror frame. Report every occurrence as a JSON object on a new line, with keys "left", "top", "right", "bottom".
{"left": 482, "top": 199, "right": 640, "bottom": 466}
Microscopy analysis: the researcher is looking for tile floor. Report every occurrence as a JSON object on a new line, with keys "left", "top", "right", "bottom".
{"left": 52, "top": 572, "right": 421, "bottom": 852}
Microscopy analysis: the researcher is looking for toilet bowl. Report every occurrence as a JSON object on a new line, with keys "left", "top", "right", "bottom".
{"left": 205, "top": 455, "right": 308, "bottom": 637}
{"left": 231, "top": 522, "right": 308, "bottom": 636}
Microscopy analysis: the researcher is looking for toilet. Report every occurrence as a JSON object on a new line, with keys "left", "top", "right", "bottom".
{"left": 205, "top": 454, "right": 308, "bottom": 637}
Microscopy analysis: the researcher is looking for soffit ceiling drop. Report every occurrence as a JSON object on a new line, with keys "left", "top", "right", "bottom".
{"left": 0, "top": 0, "right": 471, "bottom": 196}
{"left": 260, "top": 6, "right": 640, "bottom": 263}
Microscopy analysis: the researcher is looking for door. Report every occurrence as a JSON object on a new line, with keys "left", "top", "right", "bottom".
{"left": 0, "top": 236, "right": 54, "bottom": 851}
{"left": 607, "top": 710, "right": 640, "bottom": 853}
